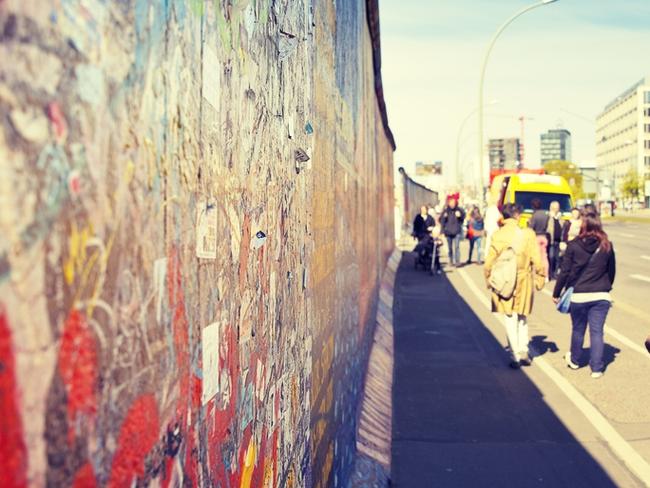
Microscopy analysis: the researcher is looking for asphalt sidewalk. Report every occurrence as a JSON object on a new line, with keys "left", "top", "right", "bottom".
{"left": 391, "top": 252, "right": 618, "bottom": 487}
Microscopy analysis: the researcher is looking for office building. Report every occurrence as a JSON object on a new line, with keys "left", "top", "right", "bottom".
{"left": 540, "top": 129, "right": 572, "bottom": 164}
{"left": 595, "top": 76, "right": 650, "bottom": 205}
{"left": 488, "top": 138, "right": 521, "bottom": 170}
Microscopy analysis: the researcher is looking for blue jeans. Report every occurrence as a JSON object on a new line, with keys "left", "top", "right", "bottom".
{"left": 446, "top": 234, "right": 461, "bottom": 265}
{"left": 467, "top": 236, "right": 483, "bottom": 263}
{"left": 548, "top": 242, "right": 560, "bottom": 278}
{"left": 569, "top": 300, "right": 611, "bottom": 373}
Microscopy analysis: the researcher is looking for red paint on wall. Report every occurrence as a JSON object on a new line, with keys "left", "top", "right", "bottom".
{"left": 183, "top": 374, "right": 203, "bottom": 488}
{"left": 167, "top": 248, "right": 190, "bottom": 403}
{"left": 72, "top": 462, "right": 96, "bottom": 488}
{"left": 0, "top": 307, "right": 28, "bottom": 488}
{"left": 166, "top": 247, "right": 202, "bottom": 486}
{"left": 58, "top": 310, "right": 98, "bottom": 441}
{"left": 47, "top": 102, "right": 68, "bottom": 142}
{"left": 107, "top": 395, "right": 160, "bottom": 488}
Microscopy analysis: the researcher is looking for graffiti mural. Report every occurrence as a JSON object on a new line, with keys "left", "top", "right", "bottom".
{"left": 0, "top": 0, "right": 394, "bottom": 486}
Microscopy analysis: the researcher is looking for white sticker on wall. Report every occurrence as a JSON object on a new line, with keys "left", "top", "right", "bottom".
{"left": 201, "top": 321, "right": 221, "bottom": 405}
{"left": 202, "top": 43, "right": 220, "bottom": 110}
{"left": 196, "top": 201, "right": 217, "bottom": 259}
{"left": 153, "top": 257, "right": 167, "bottom": 324}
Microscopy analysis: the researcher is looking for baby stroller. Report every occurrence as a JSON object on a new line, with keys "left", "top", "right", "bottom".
{"left": 414, "top": 229, "right": 442, "bottom": 275}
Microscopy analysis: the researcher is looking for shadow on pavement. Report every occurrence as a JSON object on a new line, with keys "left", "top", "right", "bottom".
{"left": 392, "top": 253, "right": 623, "bottom": 487}
{"left": 575, "top": 344, "right": 622, "bottom": 371}
{"left": 530, "top": 335, "right": 559, "bottom": 358}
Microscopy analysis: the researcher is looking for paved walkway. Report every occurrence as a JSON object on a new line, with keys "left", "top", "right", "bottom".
{"left": 391, "top": 252, "right": 619, "bottom": 487}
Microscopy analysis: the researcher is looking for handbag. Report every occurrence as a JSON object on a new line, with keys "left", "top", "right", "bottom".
{"left": 556, "top": 247, "right": 600, "bottom": 314}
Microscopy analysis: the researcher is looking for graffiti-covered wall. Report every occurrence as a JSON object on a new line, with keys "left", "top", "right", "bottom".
{"left": 0, "top": 0, "right": 394, "bottom": 487}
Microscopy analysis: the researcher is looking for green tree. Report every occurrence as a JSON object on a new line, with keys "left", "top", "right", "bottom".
{"left": 543, "top": 160, "right": 584, "bottom": 199}
{"left": 621, "top": 168, "right": 643, "bottom": 201}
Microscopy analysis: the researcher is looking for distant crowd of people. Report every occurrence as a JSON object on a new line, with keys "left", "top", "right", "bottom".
{"left": 412, "top": 199, "right": 621, "bottom": 377}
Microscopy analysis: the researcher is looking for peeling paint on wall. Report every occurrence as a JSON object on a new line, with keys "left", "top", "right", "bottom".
{"left": 0, "top": 0, "right": 394, "bottom": 486}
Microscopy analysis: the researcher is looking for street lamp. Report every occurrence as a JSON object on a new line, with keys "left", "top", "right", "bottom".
{"left": 456, "top": 99, "right": 498, "bottom": 187}
{"left": 478, "top": 0, "right": 559, "bottom": 194}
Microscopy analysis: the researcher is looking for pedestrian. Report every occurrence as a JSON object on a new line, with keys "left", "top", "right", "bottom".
{"left": 413, "top": 205, "right": 434, "bottom": 241}
{"left": 562, "top": 207, "right": 582, "bottom": 245}
{"left": 553, "top": 213, "right": 616, "bottom": 379}
{"left": 428, "top": 204, "right": 439, "bottom": 224}
{"left": 484, "top": 194, "right": 502, "bottom": 259}
{"left": 431, "top": 224, "right": 443, "bottom": 275}
{"left": 484, "top": 203, "right": 546, "bottom": 368}
{"left": 547, "top": 201, "right": 563, "bottom": 279}
{"left": 528, "top": 198, "right": 549, "bottom": 279}
{"left": 466, "top": 206, "right": 485, "bottom": 264}
{"left": 440, "top": 197, "right": 466, "bottom": 267}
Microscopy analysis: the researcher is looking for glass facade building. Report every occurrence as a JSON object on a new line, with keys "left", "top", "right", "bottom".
{"left": 540, "top": 129, "right": 572, "bottom": 164}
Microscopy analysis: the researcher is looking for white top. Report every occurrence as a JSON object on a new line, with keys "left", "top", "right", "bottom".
{"left": 484, "top": 205, "right": 501, "bottom": 234}
{"left": 571, "top": 292, "right": 611, "bottom": 303}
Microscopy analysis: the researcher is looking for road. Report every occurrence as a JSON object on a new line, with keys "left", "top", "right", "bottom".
{"left": 392, "top": 221, "right": 650, "bottom": 487}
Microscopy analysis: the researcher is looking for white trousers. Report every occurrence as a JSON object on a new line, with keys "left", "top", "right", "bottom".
{"left": 504, "top": 314, "right": 529, "bottom": 359}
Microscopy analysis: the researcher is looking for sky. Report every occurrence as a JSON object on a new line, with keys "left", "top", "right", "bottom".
{"left": 379, "top": 0, "right": 650, "bottom": 189}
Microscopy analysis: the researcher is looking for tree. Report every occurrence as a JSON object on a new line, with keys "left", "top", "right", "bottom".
{"left": 621, "top": 168, "right": 643, "bottom": 201}
{"left": 543, "top": 160, "right": 584, "bottom": 199}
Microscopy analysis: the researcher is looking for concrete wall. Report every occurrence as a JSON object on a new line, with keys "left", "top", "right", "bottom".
{"left": 396, "top": 168, "right": 439, "bottom": 237}
{"left": 0, "top": 1, "right": 394, "bottom": 487}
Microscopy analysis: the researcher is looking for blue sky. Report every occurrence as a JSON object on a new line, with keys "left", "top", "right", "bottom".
{"left": 379, "top": 0, "right": 650, "bottom": 188}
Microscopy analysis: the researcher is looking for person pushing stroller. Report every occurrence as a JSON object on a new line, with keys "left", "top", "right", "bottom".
{"left": 414, "top": 217, "right": 443, "bottom": 275}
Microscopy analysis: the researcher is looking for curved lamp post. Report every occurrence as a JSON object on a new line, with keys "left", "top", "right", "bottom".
{"left": 478, "top": 0, "right": 559, "bottom": 194}
{"left": 456, "top": 100, "right": 498, "bottom": 187}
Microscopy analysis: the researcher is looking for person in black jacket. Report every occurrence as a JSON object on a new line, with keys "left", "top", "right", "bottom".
{"left": 547, "top": 201, "right": 563, "bottom": 279}
{"left": 553, "top": 213, "right": 616, "bottom": 378}
{"left": 440, "top": 197, "right": 465, "bottom": 267}
{"left": 413, "top": 206, "right": 435, "bottom": 241}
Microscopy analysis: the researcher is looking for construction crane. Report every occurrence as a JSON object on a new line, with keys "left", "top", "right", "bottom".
{"left": 518, "top": 115, "right": 534, "bottom": 168}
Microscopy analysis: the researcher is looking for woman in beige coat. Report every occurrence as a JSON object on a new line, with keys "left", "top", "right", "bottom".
{"left": 484, "top": 204, "right": 546, "bottom": 368}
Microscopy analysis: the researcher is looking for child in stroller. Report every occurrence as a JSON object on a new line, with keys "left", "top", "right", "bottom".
{"left": 414, "top": 225, "right": 442, "bottom": 274}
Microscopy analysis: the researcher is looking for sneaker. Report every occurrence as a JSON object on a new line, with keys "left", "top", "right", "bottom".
{"left": 520, "top": 354, "right": 532, "bottom": 367}
{"left": 591, "top": 371, "right": 604, "bottom": 379}
{"left": 564, "top": 352, "right": 579, "bottom": 370}
{"left": 509, "top": 360, "right": 521, "bottom": 370}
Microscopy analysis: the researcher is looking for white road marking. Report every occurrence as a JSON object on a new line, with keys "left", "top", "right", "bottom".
{"left": 631, "top": 274, "right": 650, "bottom": 283}
{"left": 603, "top": 327, "right": 649, "bottom": 357}
{"left": 540, "top": 288, "right": 649, "bottom": 357}
{"left": 457, "top": 268, "right": 650, "bottom": 485}
{"left": 617, "top": 232, "right": 637, "bottom": 238}
{"left": 641, "top": 255, "right": 650, "bottom": 261}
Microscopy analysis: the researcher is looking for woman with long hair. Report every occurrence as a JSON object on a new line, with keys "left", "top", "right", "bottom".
{"left": 466, "top": 206, "right": 485, "bottom": 264}
{"left": 552, "top": 213, "right": 616, "bottom": 378}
